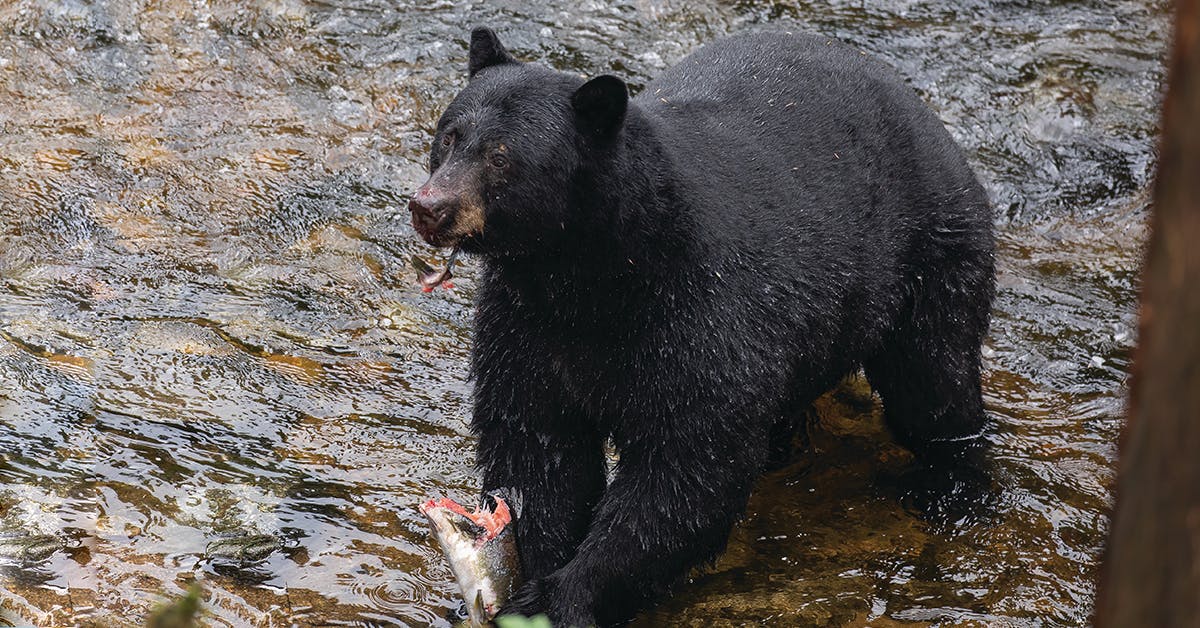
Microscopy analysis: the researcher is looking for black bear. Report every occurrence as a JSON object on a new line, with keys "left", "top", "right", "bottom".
{"left": 409, "top": 27, "right": 995, "bottom": 626}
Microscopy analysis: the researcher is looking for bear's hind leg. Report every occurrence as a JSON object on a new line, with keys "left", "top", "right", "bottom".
{"left": 865, "top": 331, "right": 988, "bottom": 466}
{"left": 864, "top": 273, "right": 994, "bottom": 513}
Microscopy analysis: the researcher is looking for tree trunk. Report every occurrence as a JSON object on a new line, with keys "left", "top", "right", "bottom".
{"left": 1095, "top": 1, "right": 1200, "bottom": 626}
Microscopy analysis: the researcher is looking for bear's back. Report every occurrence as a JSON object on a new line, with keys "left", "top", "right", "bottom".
{"left": 632, "top": 31, "right": 987, "bottom": 253}
{"left": 639, "top": 31, "right": 900, "bottom": 107}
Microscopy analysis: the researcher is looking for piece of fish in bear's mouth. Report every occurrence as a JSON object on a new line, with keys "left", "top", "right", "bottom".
{"left": 411, "top": 247, "right": 459, "bottom": 292}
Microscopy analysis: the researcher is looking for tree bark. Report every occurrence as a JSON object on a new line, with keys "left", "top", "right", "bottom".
{"left": 1095, "top": 1, "right": 1200, "bottom": 626}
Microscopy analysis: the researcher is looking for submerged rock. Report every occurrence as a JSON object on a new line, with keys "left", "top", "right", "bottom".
{"left": 204, "top": 533, "right": 282, "bottom": 564}
{"left": 0, "top": 533, "right": 64, "bottom": 564}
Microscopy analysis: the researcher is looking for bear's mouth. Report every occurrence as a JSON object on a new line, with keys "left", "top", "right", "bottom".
{"left": 412, "top": 206, "right": 484, "bottom": 249}
{"left": 412, "top": 209, "right": 455, "bottom": 247}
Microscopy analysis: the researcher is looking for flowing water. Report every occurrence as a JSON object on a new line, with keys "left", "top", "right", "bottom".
{"left": 0, "top": 0, "right": 1167, "bottom": 625}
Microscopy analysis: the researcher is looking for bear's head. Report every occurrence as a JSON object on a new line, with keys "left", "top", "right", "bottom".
{"left": 409, "top": 27, "right": 630, "bottom": 258}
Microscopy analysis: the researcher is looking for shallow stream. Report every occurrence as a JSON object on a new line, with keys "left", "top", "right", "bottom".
{"left": 0, "top": 0, "right": 1167, "bottom": 625}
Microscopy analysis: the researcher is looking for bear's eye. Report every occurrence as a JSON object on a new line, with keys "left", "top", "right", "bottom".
{"left": 488, "top": 152, "right": 509, "bottom": 169}
{"left": 440, "top": 133, "right": 454, "bottom": 148}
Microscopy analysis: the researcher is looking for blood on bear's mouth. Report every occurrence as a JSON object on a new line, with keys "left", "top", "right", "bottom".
{"left": 409, "top": 188, "right": 457, "bottom": 246}
{"left": 410, "top": 208, "right": 454, "bottom": 247}
{"left": 414, "top": 219, "right": 472, "bottom": 251}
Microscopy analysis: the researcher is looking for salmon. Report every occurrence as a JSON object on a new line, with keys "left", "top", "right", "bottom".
{"left": 420, "top": 494, "right": 521, "bottom": 626}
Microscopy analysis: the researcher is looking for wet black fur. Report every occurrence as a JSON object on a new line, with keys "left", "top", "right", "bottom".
{"left": 425, "top": 27, "right": 995, "bottom": 626}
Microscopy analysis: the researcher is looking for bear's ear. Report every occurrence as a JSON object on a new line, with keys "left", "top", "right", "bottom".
{"left": 469, "top": 27, "right": 518, "bottom": 78}
{"left": 572, "top": 75, "right": 628, "bottom": 140}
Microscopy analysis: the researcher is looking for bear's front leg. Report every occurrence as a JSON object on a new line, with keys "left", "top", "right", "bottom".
{"left": 471, "top": 356, "right": 607, "bottom": 585}
{"left": 475, "top": 412, "right": 606, "bottom": 582}
{"left": 470, "top": 291, "right": 609, "bottom": 584}
{"left": 503, "top": 419, "right": 768, "bottom": 626}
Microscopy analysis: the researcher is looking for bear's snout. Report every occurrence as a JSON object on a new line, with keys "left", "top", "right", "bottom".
{"left": 409, "top": 180, "right": 485, "bottom": 248}
{"left": 409, "top": 187, "right": 453, "bottom": 245}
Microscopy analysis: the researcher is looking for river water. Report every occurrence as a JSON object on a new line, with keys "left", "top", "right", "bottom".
{"left": 0, "top": 0, "right": 1167, "bottom": 625}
